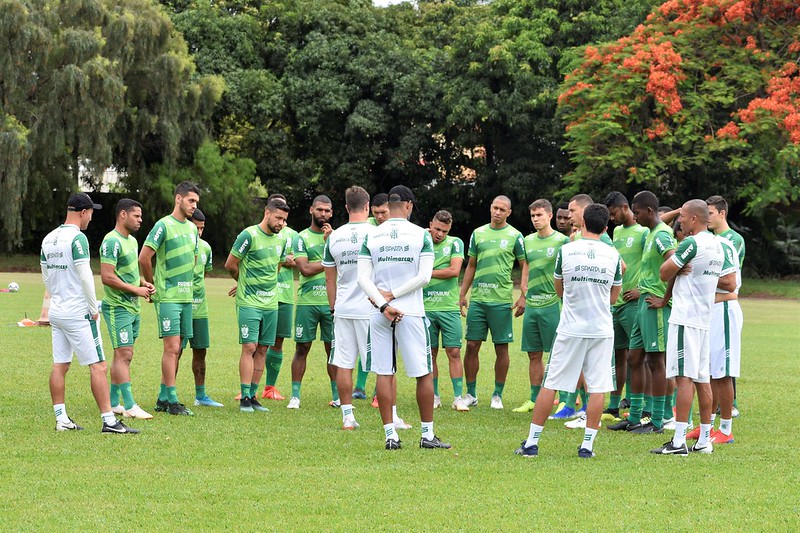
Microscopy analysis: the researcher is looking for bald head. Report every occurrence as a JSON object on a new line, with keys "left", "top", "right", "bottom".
{"left": 684, "top": 199, "right": 709, "bottom": 222}
{"left": 679, "top": 199, "right": 711, "bottom": 235}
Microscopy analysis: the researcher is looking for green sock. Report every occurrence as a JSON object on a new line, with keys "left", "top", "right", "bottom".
{"left": 609, "top": 394, "right": 621, "bottom": 410}
{"left": 265, "top": 349, "right": 283, "bottom": 387}
{"left": 330, "top": 381, "right": 339, "bottom": 401}
{"left": 629, "top": 392, "right": 644, "bottom": 424}
{"left": 355, "top": 362, "right": 369, "bottom": 390}
{"left": 625, "top": 367, "right": 631, "bottom": 400}
{"left": 652, "top": 395, "right": 666, "bottom": 429}
{"left": 466, "top": 381, "right": 477, "bottom": 397}
{"left": 493, "top": 381, "right": 505, "bottom": 398}
{"left": 241, "top": 384, "right": 250, "bottom": 400}
{"left": 195, "top": 385, "right": 206, "bottom": 400}
{"left": 167, "top": 386, "right": 178, "bottom": 404}
{"left": 644, "top": 394, "right": 653, "bottom": 415}
{"left": 120, "top": 382, "right": 135, "bottom": 410}
{"left": 158, "top": 383, "right": 168, "bottom": 402}
{"left": 250, "top": 382, "right": 259, "bottom": 398}
{"left": 530, "top": 385, "right": 541, "bottom": 403}
{"left": 292, "top": 381, "right": 301, "bottom": 399}
{"left": 733, "top": 397, "right": 738, "bottom": 409}
{"left": 578, "top": 386, "right": 588, "bottom": 410}
{"left": 110, "top": 383, "right": 120, "bottom": 407}
{"left": 664, "top": 391, "right": 674, "bottom": 419}
{"left": 452, "top": 377, "right": 463, "bottom": 398}
{"left": 433, "top": 378, "right": 439, "bottom": 396}
{"left": 559, "top": 390, "right": 568, "bottom": 404}
{"left": 565, "top": 391, "right": 578, "bottom": 410}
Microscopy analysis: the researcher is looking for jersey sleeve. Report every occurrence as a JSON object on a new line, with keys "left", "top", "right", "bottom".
{"left": 452, "top": 237, "right": 464, "bottom": 258}
{"left": 421, "top": 231, "right": 434, "bottom": 256}
{"left": 719, "top": 240, "right": 738, "bottom": 276}
{"left": 654, "top": 230, "right": 677, "bottom": 257}
{"left": 358, "top": 233, "right": 371, "bottom": 258}
{"left": 514, "top": 233, "right": 526, "bottom": 260}
{"left": 144, "top": 220, "right": 166, "bottom": 251}
{"left": 293, "top": 233, "right": 308, "bottom": 259}
{"left": 553, "top": 248, "right": 564, "bottom": 280}
{"left": 205, "top": 247, "right": 213, "bottom": 272}
{"left": 671, "top": 236, "right": 697, "bottom": 268}
{"left": 99, "top": 237, "right": 120, "bottom": 266}
{"left": 40, "top": 248, "right": 46, "bottom": 265}
{"left": 613, "top": 255, "right": 623, "bottom": 285}
{"left": 230, "top": 229, "right": 252, "bottom": 259}
{"left": 72, "top": 233, "right": 90, "bottom": 264}
{"left": 467, "top": 231, "right": 477, "bottom": 258}
{"left": 322, "top": 239, "right": 335, "bottom": 267}
{"left": 600, "top": 233, "right": 613, "bottom": 246}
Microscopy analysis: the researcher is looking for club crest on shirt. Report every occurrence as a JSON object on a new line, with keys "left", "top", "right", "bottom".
{"left": 443, "top": 246, "right": 451, "bottom": 255}
{"left": 547, "top": 247, "right": 555, "bottom": 257}
{"left": 500, "top": 239, "right": 508, "bottom": 249}
{"left": 119, "top": 330, "right": 129, "bottom": 344}
{"left": 241, "top": 325, "right": 249, "bottom": 338}
{"left": 276, "top": 245, "right": 282, "bottom": 254}
{"left": 350, "top": 232, "right": 359, "bottom": 244}
{"left": 587, "top": 248, "right": 596, "bottom": 260}
{"left": 162, "top": 318, "right": 171, "bottom": 331}
{"left": 390, "top": 228, "right": 399, "bottom": 239}
{"left": 626, "top": 237, "right": 634, "bottom": 247}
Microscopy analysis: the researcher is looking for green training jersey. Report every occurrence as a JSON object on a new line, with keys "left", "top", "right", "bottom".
{"left": 100, "top": 230, "right": 141, "bottom": 314}
{"left": 277, "top": 226, "right": 298, "bottom": 304}
{"left": 231, "top": 225, "right": 286, "bottom": 310}
{"left": 367, "top": 217, "right": 378, "bottom": 226}
{"left": 523, "top": 230, "right": 570, "bottom": 308}
{"left": 718, "top": 228, "right": 745, "bottom": 268}
{"left": 611, "top": 223, "right": 649, "bottom": 307}
{"left": 293, "top": 228, "right": 328, "bottom": 306}
{"left": 144, "top": 215, "right": 198, "bottom": 304}
{"left": 191, "top": 238, "right": 213, "bottom": 318}
{"left": 467, "top": 223, "right": 526, "bottom": 303}
{"left": 638, "top": 222, "right": 676, "bottom": 299}
{"left": 423, "top": 235, "right": 464, "bottom": 312}
{"left": 574, "top": 230, "right": 613, "bottom": 246}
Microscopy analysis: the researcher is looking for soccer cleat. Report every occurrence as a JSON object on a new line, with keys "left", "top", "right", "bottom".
{"left": 385, "top": 438, "right": 402, "bottom": 450}
{"left": 490, "top": 395, "right": 504, "bottom": 410}
{"left": 261, "top": 386, "right": 285, "bottom": 401}
{"left": 601, "top": 408, "right": 620, "bottom": 423}
{"left": 250, "top": 397, "right": 269, "bottom": 412}
{"left": 574, "top": 405, "right": 587, "bottom": 418}
{"left": 686, "top": 426, "right": 701, "bottom": 440}
{"left": 549, "top": 405, "right": 576, "bottom": 420}
{"left": 167, "top": 402, "right": 193, "bottom": 416}
{"left": 240, "top": 397, "right": 254, "bottom": 413}
{"left": 463, "top": 393, "right": 478, "bottom": 407}
{"left": 123, "top": 405, "right": 154, "bottom": 420}
{"left": 433, "top": 395, "right": 442, "bottom": 409}
{"left": 650, "top": 441, "right": 688, "bottom": 456}
{"left": 639, "top": 416, "right": 651, "bottom": 425}
{"left": 102, "top": 420, "right": 140, "bottom": 434}
{"left": 662, "top": 417, "right": 676, "bottom": 430}
{"left": 710, "top": 430, "right": 734, "bottom": 444}
{"left": 512, "top": 400, "right": 536, "bottom": 413}
{"left": 329, "top": 399, "right": 341, "bottom": 408}
{"left": 342, "top": 418, "right": 360, "bottom": 430}
{"left": 565, "top": 413, "right": 587, "bottom": 429}
{"left": 56, "top": 418, "right": 84, "bottom": 431}
{"left": 578, "top": 447, "right": 595, "bottom": 458}
{"left": 371, "top": 395, "right": 379, "bottom": 408}
{"left": 619, "top": 398, "right": 631, "bottom": 409}
{"left": 352, "top": 389, "right": 368, "bottom": 400}
{"left": 154, "top": 399, "right": 169, "bottom": 413}
{"left": 690, "top": 441, "right": 714, "bottom": 454}
{"left": 514, "top": 440, "right": 538, "bottom": 457}
{"left": 452, "top": 396, "right": 470, "bottom": 412}
{"left": 287, "top": 397, "right": 301, "bottom": 409}
{"left": 629, "top": 422, "right": 663, "bottom": 434}
{"left": 394, "top": 418, "right": 412, "bottom": 430}
{"left": 194, "top": 396, "right": 224, "bottom": 407}
{"left": 608, "top": 419, "right": 633, "bottom": 431}
{"left": 731, "top": 406, "right": 740, "bottom": 418}
{"left": 111, "top": 405, "right": 125, "bottom": 415}
{"left": 420, "top": 435, "right": 452, "bottom": 449}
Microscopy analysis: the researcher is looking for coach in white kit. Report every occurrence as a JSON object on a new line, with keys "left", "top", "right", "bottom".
{"left": 357, "top": 185, "right": 451, "bottom": 451}
{"left": 515, "top": 204, "right": 622, "bottom": 459}
{"left": 41, "top": 193, "right": 138, "bottom": 434}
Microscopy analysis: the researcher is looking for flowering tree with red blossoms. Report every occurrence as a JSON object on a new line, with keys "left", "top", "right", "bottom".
{"left": 558, "top": 0, "right": 800, "bottom": 212}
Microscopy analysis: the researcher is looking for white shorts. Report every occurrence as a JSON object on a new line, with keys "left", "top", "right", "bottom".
{"left": 367, "top": 313, "right": 432, "bottom": 377}
{"left": 666, "top": 323, "right": 710, "bottom": 383}
{"left": 543, "top": 334, "right": 614, "bottom": 394}
{"left": 709, "top": 300, "right": 743, "bottom": 379}
{"left": 330, "top": 317, "right": 369, "bottom": 371}
{"left": 50, "top": 315, "right": 105, "bottom": 366}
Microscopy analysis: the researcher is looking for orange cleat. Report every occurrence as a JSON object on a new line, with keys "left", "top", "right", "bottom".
{"left": 686, "top": 426, "right": 701, "bottom": 440}
{"left": 710, "top": 430, "right": 734, "bottom": 444}
{"left": 371, "top": 395, "right": 379, "bottom": 408}
{"left": 262, "top": 386, "right": 285, "bottom": 400}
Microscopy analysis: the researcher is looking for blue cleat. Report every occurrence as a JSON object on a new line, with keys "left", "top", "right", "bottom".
{"left": 195, "top": 396, "right": 224, "bottom": 407}
{"left": 548, "top": 405, "right": 577, "bottom": 420}
{"left": 352, "top": 389, "right": 368, "bottom": 400}
{"left": 515, "top": 440, "right": 539, "bottom": 457}
{"left": 578, "top": 447, "right": 595, "bottom": 458}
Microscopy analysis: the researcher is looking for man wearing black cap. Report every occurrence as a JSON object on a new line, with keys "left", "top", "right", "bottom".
{"left": 357, "top": 185, "right": 451, "bottom": 450}
{"left": 40, "top": 193, "right": 138, "bottom": 434}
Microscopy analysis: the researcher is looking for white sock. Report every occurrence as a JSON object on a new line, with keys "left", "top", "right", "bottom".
{"left": 101, "top": 412, "right": 117, "bottom": 426}
{"left": 421, "top": 421, "right": 433, "bottom": 441}
{"left": 698, "top": 423, "right": 712, "bottom": 446}
{"left": 673, "top": 422, "right": 688, "bottom": 447}
{"left": 53, "top": 403, "right": 70, "bottom": 424}
{"left": 525, "top": 423, "right": 543, "bottom": 448}
{"left": 710, "top": 413, "right": 716, "bottom": 425}
{"left": 719, "top": 418, "right": 732, "bottom": 436}
{"left": 384, "top": 423, "right": 398, "bottom": 442}
{"left": 582, "top": 427, "right": 598, "bottom": 451}
{"left": 392, "top": 405, "right": 399, "bottom": 421}
{"left": 341, "top": 404, "right": 353, "bottom": 422}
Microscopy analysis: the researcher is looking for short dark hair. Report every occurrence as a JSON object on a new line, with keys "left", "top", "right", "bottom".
{"left": 175, "top": 181, "right": 201, "bottom": 197}
{"left": 345, "top": 186, "right": 370, "bottom": 211}
{"left": 529, "top": 199, "right": 553, "bottom": 213}
{"left": 557, "top": 202, "right": 569, "bottom": 211}
{"left": 570, "top": 194, "right": 593, "bottom": 208}
{"left": 583, "top": 204, "right": 610, "bottom": 234}
{"left": 267, "top": 193, "right": 286, "bottom": 203}
{"left": 433, "top": 210, "right": 453, "bottom": 224}
{"left": 706, "top": 195, "right": 728, "bottom": 215}
{"left": 192, "top": 208, "right": 206, "bottom": 222}
{"left": 604, "top": 191, "right": 628, "bottom": 208}
{"left": 267, "top": 198, "right": 290, "bottom": 213}
{"left": 312, "top": 194, "right": 332, "bottom": 206}
{"left": 632, "top": 191, "right": 659, "bottom": 211}
{"left": 658, "top": 206, "right": 672, "bottom": 214}
{"left": 372, "top": 193, "right": 389, "bottom": 207}
{"left": 115, "top": 198, "right": 142, "bottom": 219}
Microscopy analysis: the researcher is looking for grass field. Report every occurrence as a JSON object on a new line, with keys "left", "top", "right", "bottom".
{"left": 1, "top": 272, "right": 799, "bottom": 530}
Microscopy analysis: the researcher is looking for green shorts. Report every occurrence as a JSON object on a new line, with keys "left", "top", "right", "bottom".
{"left": 465, "top": 301, "right": 513, "bottom": 344}
{"left": 628, "top": 295, "right": 670, "bottom": 353}
{"left": 102, "top": 306, "right": 140, "bottom": 349}
{"left": 237, "top": 306, "right": 278, "bottom": 346}
{"left": 277, "top": 302, "right": 294, "bottom": 339}
{"left": 294, "top": 305, "right": 333, "bottom": 343}
{"left": 426, "top": 311, "right": 463, "bottom": 349}
{"left": 181, "top": 318, "right": 210, "bottom": 350}
{"left": 612, "top": 301, "right": 639, "bottom": 350}
{"left": 521, "top": 303, "right": 560, "bottom": 353}
{"left": 154, "top": 301, "right": 193, "bottom": 339}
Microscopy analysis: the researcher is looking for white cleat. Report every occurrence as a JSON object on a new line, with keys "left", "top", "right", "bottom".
{"left": 433, "top": 395, "right": 442, "bottom": 409}
{"left": 123, "top": 405, "right": 154, "bottom": 420}
{"left": 662, "top": 417, "right": 676, "bottom": 430}
{"left": 287, "top": 397, "right": 301, "bottom": 409}
{"left": 564, "top": 413, "right": 600, "bottom": 429}
{"left": 342, "top": 417, "right": 360, "bottom": 430}
{"left": 452, "top": 396, "right": 470, "bottom": 412}
{"left": 394, "top": 417, "right": 412, "bottom": 430}
{"left": 111, "top": 405, "right": 125, "bottom": 415}
{"left": 731, "top": 407, "right": 740, "bottom": 418}
{"left": 690, "top": 441, "right": 714, "bottom": 454}
{"left": 490, "top": 394, "right": 504, "bottom": 410}
{"left": 463, "top": 393, "right": 478, "bottom": 407}
{"left": 55, "top": 418, "right": 83, "bottom": 431}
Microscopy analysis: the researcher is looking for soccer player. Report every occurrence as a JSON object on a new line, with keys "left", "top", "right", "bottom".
{"left": 179, "top": 209, "right": 223, "bottom": 408}
{"left": 603, "top": 192, "right": 648, "bottom": 422}
{"left": 555, "top": 202, "right": 571, "bottom": 236}
{"left": 424, "top": 210, "right": 468, "bottom": 411}
{"left": 139, "top": 181, "right": 201, "bottom": 416}
{"left": 609, "top": 191, "right": 676, "bottom": 434}
{"left": 568, "top": 194, "right": 613, "bottom": 245}
{"left": 225, "top": 198, "right": 290, "bottom": 413}
{"left": 367, "top": 193, "right": 390, "bottom": 227}
{"left": 288, "top": 195, "right": 338, "bottom": 409}
{"left": 651, "top": 200, "right": 733, "bottom": 455}
{"left": 515, "top": 204, "right": 622, "bottom": 458}
{"left": 357, "top": 185, "right": 450, "bottom": 450}
{"left": 512, "top": 199, "right": 569, "bottom": 414}
{"left": 100, "top": 199, "right": 155, "bottom": 420}
{"left": 42, "top": 193, "right": 138, "bottom": 433}
{"left": 323, "top": 186, "right": 375, "bottom": 429}
{"left": 459, "top": 195, "right": 526, "bottom": 409}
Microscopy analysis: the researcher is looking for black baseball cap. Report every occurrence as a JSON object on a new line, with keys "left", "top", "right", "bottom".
{"left": 67, "top": 193, "right": 102, "bottom": 211}
{"left": 388, "top": 185, "right": 415, "bottom": 203}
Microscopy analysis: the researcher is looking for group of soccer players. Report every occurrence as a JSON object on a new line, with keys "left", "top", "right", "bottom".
{"left": 41, "top": 182, "right": 745, "bottom": 456}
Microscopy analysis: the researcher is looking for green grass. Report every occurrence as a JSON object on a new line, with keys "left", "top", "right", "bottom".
{"left": 1, "top": 272, "right": 799, "bottom": 529}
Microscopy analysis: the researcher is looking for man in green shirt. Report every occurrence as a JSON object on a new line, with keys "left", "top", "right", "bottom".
{"left": 459, "top": 195, "right": 526, "bottom": 410}
{"left": 101, "top": 199, "right": 155, "bottom": 420}
{"left": 225, "top": 198, "right": 290, "bottom": 413}
{"left": 512, "top": 199, "right": 570, "bottom": 413}
{"left": 139, "top": 181, "right": 201, "bottom": 416}
{"left": 288, "top": 195, "right": 337, "bottom": 409}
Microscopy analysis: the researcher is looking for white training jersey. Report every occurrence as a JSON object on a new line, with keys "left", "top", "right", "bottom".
{"left": 322, "top": 222, "right": 375, "bottom": 319}
{"left": 669, "top": 231, "right": 724, "bottom": 330}
{"left": 716, "top": 237, "right": 741, "bottom": 295}
{"left": 40, "top": 224, "right": 94, "bottom": 320}
{"left": 554, "top": 238, "right": 622, "bottom": 338}
{"left": 358, "top": 218, "right": 434, "bottom": 317}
